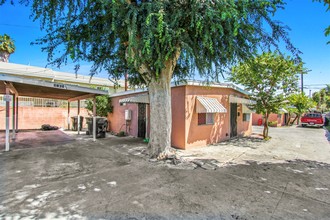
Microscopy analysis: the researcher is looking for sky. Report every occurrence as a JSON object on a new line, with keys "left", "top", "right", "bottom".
{"left": 0, "top": 0, "right": 330, "bottom": 95}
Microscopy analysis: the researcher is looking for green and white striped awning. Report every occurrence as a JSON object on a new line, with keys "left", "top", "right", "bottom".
{"left": 229, "top": 96, "right": 256, "bottom": 105}
{"left": 242, "top": 104, "right": 255, "bottom": 113}
{"left": 119, "top": 93, "right": 149, "bottom": 104}
{"left": 196, "top": 96, "right": 227, "bottom": 113}
{"left": 279, "top": 108, "right": 288, "bottom": 113}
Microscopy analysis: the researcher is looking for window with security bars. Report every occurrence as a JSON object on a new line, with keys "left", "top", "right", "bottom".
{"left": 243, "top": 113, "right": 250, "bottom": 121}
{"left": 198, "top": 113, "right": 214, "bottom": 125}
{"left": 0, "top": 95, "right": 88, "bottom": 108}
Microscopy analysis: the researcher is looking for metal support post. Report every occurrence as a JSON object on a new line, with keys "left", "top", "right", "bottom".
{"left": 67, "top": 101, "right": 70, "bottom": 130}
{"left": 12, "top": 94, "right": 16, "bottom": 140}
{"left": 93, "top": 96, "right": 96, "bottom": 141}
{"left": 145, "top": 104, "right": 148, "bottom": 139}
{"left": 15, "top": 96, "right": 18, "bottom": 132}
{"left": 5, "top": 87, "right": 10, "bottom": 151}
{"left": 77, "top": 100, "right": 81, "bottom": 135}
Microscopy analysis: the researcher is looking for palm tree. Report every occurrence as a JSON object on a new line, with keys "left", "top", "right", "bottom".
{"left": 0, "top": 34, "right": 15, "bottom": 62}
{"left": 326, "top": 84, "right": 330, "bottom": 95}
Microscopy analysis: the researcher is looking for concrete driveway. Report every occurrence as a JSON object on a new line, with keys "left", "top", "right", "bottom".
{"left": 179, "top": 126, "right": 330, "bottom": 166}
{"left": 0, "top": 126, "right": 330, "bottom": 219}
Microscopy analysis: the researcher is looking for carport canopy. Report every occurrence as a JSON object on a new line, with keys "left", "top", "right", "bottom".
{"left": 0, "top": 74, "right": 107, "bottom": 101}
{"left": 0, "top": 74, "right": 108, "bottom": 151}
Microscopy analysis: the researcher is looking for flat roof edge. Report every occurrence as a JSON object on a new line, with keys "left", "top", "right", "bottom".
{"left": 0, "top": 74, "right": 108, "bottom": 95}
{"left": 0, "top": 62, "right": 125, "bottom": 87}
{"left": 110, "top": 88, "right": 148, "bottom": 97}
{"left": 110, "top": 80, "right": 249, "bottom": 97}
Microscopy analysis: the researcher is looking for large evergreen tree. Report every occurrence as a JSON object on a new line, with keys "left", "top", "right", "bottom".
{"left": 2, "top": 0, "right": 300, "bottom": 158}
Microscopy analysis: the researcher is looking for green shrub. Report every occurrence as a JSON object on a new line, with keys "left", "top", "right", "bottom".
{"left": 325, "top": 125, "right": 330, "bottom": 132}
{"left": 86, "top": 95, "right": 113, "bottom": 117}
{"left": 264, "top": 136, "right": 272, "bottom": 141}
{"left": 117, "top": 131, "right": 126, "bottom": 137}
{"left": 268, "top": 121, "right": 278, "bottom": 127}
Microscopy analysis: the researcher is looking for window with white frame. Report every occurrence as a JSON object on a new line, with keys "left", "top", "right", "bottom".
{"left": 243, "top": 113, "right": 250, "bottom": 122}
{"left": 198, "top": 113, "right": 215, "bottom": 125}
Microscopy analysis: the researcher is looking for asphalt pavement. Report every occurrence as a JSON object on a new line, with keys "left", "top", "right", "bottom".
{"left": 0, "top": 126, "right": 329, "bottom": 219}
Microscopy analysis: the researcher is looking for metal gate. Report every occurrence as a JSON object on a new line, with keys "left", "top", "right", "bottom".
{"left": 138, "top": 103, "right": 146, "bottom": 138}
{"left": 230, "top": 103, "right": 238, "bottom": 137}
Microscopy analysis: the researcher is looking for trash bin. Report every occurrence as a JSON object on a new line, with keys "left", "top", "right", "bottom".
{"left": 85, "top": 117, "right": 108, "bottom": 138}
{"left": 71, "top": 116, "right": 84, "bottom": 131}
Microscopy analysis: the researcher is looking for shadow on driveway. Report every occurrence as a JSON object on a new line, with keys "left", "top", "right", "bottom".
{"left": 0, "top": 130, "right": 75, "bottom": 150}
{"left": 0, "top": 135, "right": 330, "bottom": 219}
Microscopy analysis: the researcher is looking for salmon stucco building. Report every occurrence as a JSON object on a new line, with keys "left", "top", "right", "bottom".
{"left": 108, "top": 81, "right": 255, "bottom": 150}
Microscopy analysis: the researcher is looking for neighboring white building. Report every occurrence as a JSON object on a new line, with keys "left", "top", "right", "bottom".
{"left": 0, "top": 62, "right": 125, "bottom": 93}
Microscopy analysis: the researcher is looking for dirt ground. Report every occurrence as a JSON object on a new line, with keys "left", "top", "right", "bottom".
{"left": 0, "top": 126, "right": 330, "bottom": 219}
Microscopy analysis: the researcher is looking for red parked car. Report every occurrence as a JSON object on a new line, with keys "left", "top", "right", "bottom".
{"left": 300, "top": 113, "right": 324, "bottom": 128}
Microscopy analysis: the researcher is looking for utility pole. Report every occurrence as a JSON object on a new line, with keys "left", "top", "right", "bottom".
{"left": 301, "top": 72, "right": 304, "bottom": 94}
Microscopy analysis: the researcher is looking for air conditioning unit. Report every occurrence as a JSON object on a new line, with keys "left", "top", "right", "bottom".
{"left": 125, "top": 109, "right": 132, "bottom": 121}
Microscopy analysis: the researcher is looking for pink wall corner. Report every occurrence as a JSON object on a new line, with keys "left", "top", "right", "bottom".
{"left": 268, "top": 113, "right": 278, "bottom": 124}
{"left": 184, "top": 86, "right": 244, "bottom": 149}
{"left": 108, "top": 96, "right": 137, "bottom": 136}
{"left": 171, "top": 86, "right": 186, "bottom": 149}
{"left": 236, "top": 104, "right": 252, "bottom": 137}
{"left": 183, "top": 86, "right": 252, "bottom": 149}
{"left": 252, "top": 113, "right": 263, "bottom": 126}
{"left": 269, "top": 113, "right": 285, "bottom": 127}
{"left": 279, "top": 113, "right": 286, "bottom": 126}
{"left": 252, "top": 113, "right": 286, "bottom": 127}
{"left": 108, "top": 92, "right": 148, "bottom": 136}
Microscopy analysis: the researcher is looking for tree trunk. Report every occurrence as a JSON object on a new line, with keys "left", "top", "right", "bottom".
{"left": 148, "top": 74, "right": 172, "bottom": 158}
{"left": 0, "top": 50, "right": 10, "bottom": 62}
{"left": 263, "top": 112, "right": 269, "bottom": 139}
{"left": 291, "top": 115, "right": 298, "bottom": 125}
{"left": 147, "top": 50, "right": 180, "bottom": 158}
{"left": 286, "top": 113, "right": 291, "bottom": 126}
